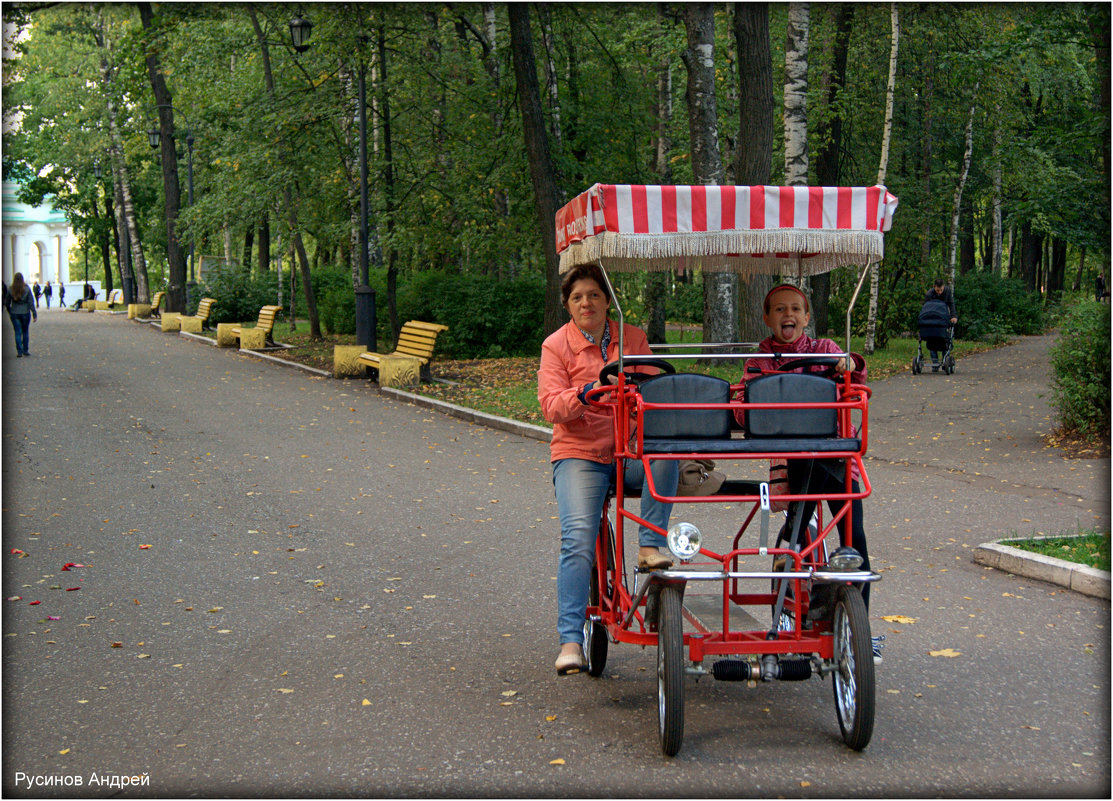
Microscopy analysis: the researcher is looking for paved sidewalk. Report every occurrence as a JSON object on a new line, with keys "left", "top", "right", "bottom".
{"left": 1, "top": 312, "right": 1108, "bottom": 797}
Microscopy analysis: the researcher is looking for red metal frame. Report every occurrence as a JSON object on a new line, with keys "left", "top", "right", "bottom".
{"left": 585, "top": 367, "right": 874, "bottom": 664}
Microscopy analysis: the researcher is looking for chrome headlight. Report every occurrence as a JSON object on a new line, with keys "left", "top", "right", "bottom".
{"left": 828, "top": 546, "right": 863, "bottom": 571}
{"left": 666, "top": 522, "right": 702, "bottom": 562}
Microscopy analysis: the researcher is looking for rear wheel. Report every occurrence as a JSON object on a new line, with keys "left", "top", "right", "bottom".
{"left": 656, "top": 585, "right": 685, "bottom": 756}
{"left": 583, "top": 516, "right": 612, "bottom": 677}
{"left": 911, "top": 352, "right": 923, "bottom": 374}
{"left": 832, "top": 585, "right": 875, "bottom": 750}
{"left": 943, "top": 353, "right": 956, "bottom": 374}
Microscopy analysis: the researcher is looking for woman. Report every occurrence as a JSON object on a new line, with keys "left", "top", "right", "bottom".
{"left": 538, "top": 263, "right": 678, "bottom": 675}
{"left": 4, "top": 273, "right": 38, "bottom": 357}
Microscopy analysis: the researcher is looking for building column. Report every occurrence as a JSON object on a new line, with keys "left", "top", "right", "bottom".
{"left": 2, "top": 233, "right": 12, "bottom": 284}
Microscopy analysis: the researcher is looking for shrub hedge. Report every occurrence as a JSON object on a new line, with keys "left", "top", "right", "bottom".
{"left": 1049, "top": 300, "right": 1110, "bottom": 438}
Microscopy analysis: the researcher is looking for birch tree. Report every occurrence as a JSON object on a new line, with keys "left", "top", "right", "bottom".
{"left": 682, "top": 3, "right": 737, "bottom": 347}
{"left": 783, "top": 2, "right": 811, "bottom": 334}
{"left": 863, "top": 3, "right": 898, "bottom": 355}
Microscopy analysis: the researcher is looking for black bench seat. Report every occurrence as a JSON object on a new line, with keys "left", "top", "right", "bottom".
{"left": 640, "top": 437, "right": 861, "bottom": 455}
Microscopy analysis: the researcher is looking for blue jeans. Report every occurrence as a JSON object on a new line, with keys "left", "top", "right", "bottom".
{"left": 553, "top": 457, "right": 679, "bottom": 645}
{"left": 10, "top": 313, "right": 31, "bottom": 355}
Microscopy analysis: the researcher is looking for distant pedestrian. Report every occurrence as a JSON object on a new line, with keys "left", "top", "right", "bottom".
{"left": 4, "top": 272, "right": 38, "bottom": 357}
{"left": 32, "top": 281, "right": 42, "bottom": 308}
{"left": 44, "top": 281, "right": 53, "bottom": 309}
{"left": 58, "top": 283, "right": 66, "bottom": 309}
{"left": 1097, "top": 272, "right": 1106, "bottom": 303}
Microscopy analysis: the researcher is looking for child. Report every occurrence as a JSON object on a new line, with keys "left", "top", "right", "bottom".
{"left": 737, "top": 284, "right": 881, "bottom": 662}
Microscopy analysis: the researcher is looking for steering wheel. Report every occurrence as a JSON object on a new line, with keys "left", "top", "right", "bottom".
{"left": 599, "top": 357, "right": 676, "bottom": 386}
{"left": 774, "top": 355, "right": 842, "bottom": 378}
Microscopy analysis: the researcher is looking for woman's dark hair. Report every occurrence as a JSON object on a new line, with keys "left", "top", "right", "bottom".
{"left": 10, "top": 272, "right": 26, "bottom": 300}
{"left": 560, "top": 263, "right": 611, "bottom": 307}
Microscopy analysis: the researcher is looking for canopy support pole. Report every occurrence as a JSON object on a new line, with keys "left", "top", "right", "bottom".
{"left": 596, "top": 260, "right": 624, "bottom": 372}
{"left": 845, "top": 260, "right": 874, "bottom": 356}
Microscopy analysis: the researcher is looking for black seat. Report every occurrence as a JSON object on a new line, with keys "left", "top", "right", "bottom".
{"left": 744, "top": 372, "right": 859, "bottom": 453}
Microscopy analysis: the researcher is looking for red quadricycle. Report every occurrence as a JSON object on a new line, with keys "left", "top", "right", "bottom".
{"left": 554, "top": 183, "right": 899, "bottom": 756}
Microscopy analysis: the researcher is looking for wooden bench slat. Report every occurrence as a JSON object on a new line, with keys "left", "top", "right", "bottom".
{"left": 354, "top": 320, "right": 448, "bottom": 379}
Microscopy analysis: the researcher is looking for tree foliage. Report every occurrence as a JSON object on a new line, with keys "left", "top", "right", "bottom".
{"left": 3, "top": 3, "right": 1107, "bottom": 351}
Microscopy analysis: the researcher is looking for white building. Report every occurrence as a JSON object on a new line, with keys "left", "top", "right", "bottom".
{"left": 2, "top": 179, "right": 92, "bottom": 302}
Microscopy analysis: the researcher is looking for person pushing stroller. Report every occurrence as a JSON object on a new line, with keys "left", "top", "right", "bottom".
{"left": 921, "top": 279, "right": 956, "bottom": 372}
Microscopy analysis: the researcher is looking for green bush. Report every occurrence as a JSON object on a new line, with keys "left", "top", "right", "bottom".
{"left": 1049, "top": 301, "right": 1110, "bottom": 438}
{"left": 396, "top": 271, "right": 545, "bottom": 358}
{"left": 195, "top": 265, "right": 280, "bottom": 324}
{"left": 955, "top": 272, "right": 1045, "bottom": 341}
{"left": 312, "top": 266, "right": 358, "bottom": 336}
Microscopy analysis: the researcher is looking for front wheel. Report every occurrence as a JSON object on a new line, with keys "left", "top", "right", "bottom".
{"left": 657, "top": 585, "right": 685, "bottom": 756}
{"left": 911, "top": 353, "right": 923, "bottom": 374}
{"left": 832, "top": 584, "right": 875, "bottom": 750}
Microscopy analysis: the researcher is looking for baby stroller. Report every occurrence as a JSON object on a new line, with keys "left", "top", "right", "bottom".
{"left": 912, "top": 297, "right": 955, "bottom": 374}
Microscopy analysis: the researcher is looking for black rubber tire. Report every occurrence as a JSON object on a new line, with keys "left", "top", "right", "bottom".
{"left": 656, "top": 585, "right": 685, "bottom": 756}
{"left": 832, "top": 584, "right": 876, "bottom": 751}
{"left": 583, "top": 520, "right": 610, "bottom": 677}
{"left": 943, "top": 354, "right": 956, "bottom": 375}
{"left": 911, "top": 353, "right": 922, "bottom": 374}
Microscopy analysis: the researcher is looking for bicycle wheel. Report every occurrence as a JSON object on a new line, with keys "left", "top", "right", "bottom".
{"left": 656, "top": 585, "right": 685, "bottom": 756}
{"left": 832, "top": 584, "right": 875, "bottom": 750}
{"left": 583, "top": 515, "right": 612, "bottom": 677}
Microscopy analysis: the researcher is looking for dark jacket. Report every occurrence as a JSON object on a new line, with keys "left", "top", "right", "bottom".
{"left": 924, "top": 286, "right": 955, "bottom": 318}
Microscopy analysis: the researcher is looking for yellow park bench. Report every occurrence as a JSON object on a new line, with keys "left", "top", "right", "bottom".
{"left": 107, "top": 289, "right": 124, "bottom": 305}
{"left": 149, "top": 291, "right": 166, "bottom": 317}
{"left": 180, "top": 297, "right": 217, "bottom": 334}
{"left": 230, "top": 305, "right": 281, "bottom": 349}
{"left": 357, "top": 320, "right": 449, "bottom": 383}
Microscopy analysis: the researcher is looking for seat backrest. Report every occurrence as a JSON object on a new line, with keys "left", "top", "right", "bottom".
{"left": 395, "top": 321, "right": 447, "bottom": 360}
{"left": 744, "top": 373, "right": 837, "bottom": 438}
{"left": 639, "top": 373, "right": 732, "bottom": 440}
{"left": 197, "top": 298, "right": 216, "bottom": 318}
{"left": 258, "top": 305, "right": 281, "bottom": 330}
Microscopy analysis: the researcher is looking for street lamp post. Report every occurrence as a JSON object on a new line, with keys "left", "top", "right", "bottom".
{"left": 148, "top": 105, "right": 196, "bottom": 305}
{"left": 290, "top": 15, "right": 375, "bottom": 348}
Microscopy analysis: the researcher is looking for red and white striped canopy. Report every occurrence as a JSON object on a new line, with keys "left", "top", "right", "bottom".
{"left": 555, "top": 184, "right": 898, "bottom": 275}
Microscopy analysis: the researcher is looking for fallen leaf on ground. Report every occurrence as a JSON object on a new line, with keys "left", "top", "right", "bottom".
{"left": 549, "top": 759, "right": 565, "bottom": 766}
{"left": 881, "top": 615, "right": 917, "bottom": 624}
{"left": 929, "top": 648, "right": 961, "bottom": 658}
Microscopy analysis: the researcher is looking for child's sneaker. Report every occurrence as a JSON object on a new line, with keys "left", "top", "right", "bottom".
{"left": 872, "top": 635, "right": 885, "bottom": 664}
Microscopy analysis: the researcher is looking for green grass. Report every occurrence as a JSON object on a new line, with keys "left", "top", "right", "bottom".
{"left": 1003, "top": 529, "right": 1111, "bottom": 572}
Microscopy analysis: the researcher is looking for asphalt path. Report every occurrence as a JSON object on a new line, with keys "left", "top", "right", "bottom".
{"left": 2, "top": 310, "right": 1109, "bottom": 798}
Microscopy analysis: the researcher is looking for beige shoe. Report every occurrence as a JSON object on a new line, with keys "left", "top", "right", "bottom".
{"left": 555, "top": 650, "right": 585, "bottom": 675}
{"left": 637, "top": 550, "right": 674, "bottom": 571}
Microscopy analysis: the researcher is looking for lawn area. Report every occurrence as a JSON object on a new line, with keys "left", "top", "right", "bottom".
{"left": 1003, "top": 530, "right": 1111, "bottom": 572}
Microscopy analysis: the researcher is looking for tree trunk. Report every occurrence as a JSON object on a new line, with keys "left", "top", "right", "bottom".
{"left": 257, "top": 218, "right": 270, "bottom": 275}
{"left": 735, "top": 2, "right": 775, "bottom": 341}
{"left": 811, "top": 3, "right": 853, "bottom": 336}
{"left": 99, "top": 194, "right": 114, "bottom": 287}
{"left": 948, "top": 96, "right": 977, "bottom": 286}
{"left": 783, "top": 3, "right": 810, "bottom": 186}
{"left": 683, "top": 3, "right": 736, "bottom": 348}
{"left": 242, "top": 227, "right": 253, "bottom": 272}
{"left": 1073, "top": 246, "right": 1086, "bottom": 291}
{"left": 135, "top": 3, "right": 180, "bottom": 310}
{"left": 783, "top": 3, "right": 811, "bottom": 335}
{"left": 249, "top": 8, "right": 320, "bottom": 338}
{"left": 509, "top": 4, "right": 565, "bottom": 336}
{"left": 1020, "top": 221, "right": 1041, "bottom": 291}
{"left": 377, "top": 26, "right": 400, "bottom": 341}
{"left": 864, "top": 3, "right": 899, "bottom": 355}
{"left": 645, "top": 4, "right": 674, "bottom": 345}
{"left": 992, "top": 112, "right": 1004, "bottom": 275}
